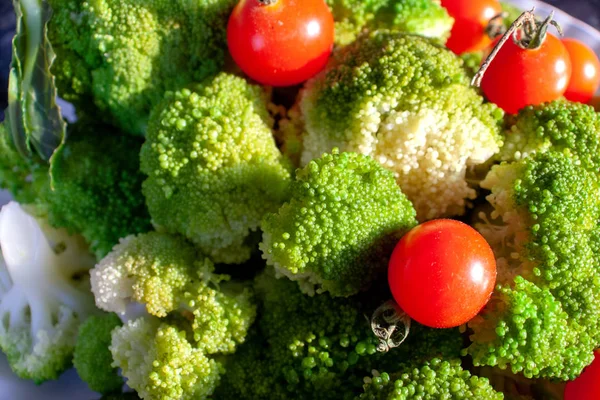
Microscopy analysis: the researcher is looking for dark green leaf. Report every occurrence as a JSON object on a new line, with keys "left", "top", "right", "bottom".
{"left": 5, "top": 0, "right": 66, "bottom": 176}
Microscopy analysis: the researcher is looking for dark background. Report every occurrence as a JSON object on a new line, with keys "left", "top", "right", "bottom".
{"left": 0, "top": 0, "right": 599, "bottom": 121}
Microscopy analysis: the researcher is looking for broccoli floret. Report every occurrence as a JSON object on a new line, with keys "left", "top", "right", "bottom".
{"left": 498, "top": 100, "right": 600, "bottom": 174}
{"left": 0, "top": 202, "right": 99, "bottom": 383}
{"left": 299, "top": 31, "right": 504, "bottom": 221}
{"left": 326, "top": 0, "right": 454, "bottom": 46}
{"left": 94, "top": 232, "right": 257, "bottom": 399}
{"left": 0, "top": 119, "right": 151, "bottom": 259}
{"left": 468, "top": 151, "right": 600, "bottom": 380}
{"left": 260, "top": 150, "right": 417, "bottom": 297}
{"left": 110, "top": 317, "right": 222, "bottom": 400}
{"left": 140, "top": 73, "right": 292, "bottom": 264}
{"left": 47, "top": 0, "right": 236, "bottom": 134}
{"left": 91, "top": 231, "right": 256, "bottom": 354}
{"left": 73, "top": 313, "right": 123, "bottom": 394}
{"left": 37, "top": 120, "right": 151, "bottom": 259}
{"left": 216, "top": 271, "right": 463, "bottom": 400}
{"left": 358, "top": 359, "right": 503, "bottom": 399}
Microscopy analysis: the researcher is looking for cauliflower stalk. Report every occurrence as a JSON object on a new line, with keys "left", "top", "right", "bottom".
{"left": 140, "top": 73, "right": 292, "bottom": 264}
{"left": 260, "top": 150, "right": 417, "bottom": 297}
{"left": 0, "top": 202, "right": 98, "bottom": 383}
{"left": 299, "top": 31, "right": 504, "bottom": 221}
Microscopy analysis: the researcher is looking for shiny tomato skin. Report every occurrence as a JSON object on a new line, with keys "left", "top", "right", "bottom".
{"left": 441, "top": 0, "right": 502, "bottom": 54}
{"left": 480, "top": 34, "right": 572, "bottom": 114}
{"left": 388, "top": 219, "right": 496, "bottom": 329}
{"left": 564, "top": 351, "right": 600, "bottom": 400}
{"left": 562, "top": 38, "right": 600, "bottom": 104}
{"left": 227, "top": 0, "right": 334, "bottom": 87}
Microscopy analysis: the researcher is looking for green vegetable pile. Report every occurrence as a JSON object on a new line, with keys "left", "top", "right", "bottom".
{"left": 0, "top": 0, "right": 598, "bottom": 399}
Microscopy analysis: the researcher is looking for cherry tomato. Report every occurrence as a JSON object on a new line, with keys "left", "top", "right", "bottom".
{"left": 387, "top": 219, "right": 496, "bottom": 329}
{"left": 564, "top": 351, "right": 600, "bottom": 400}
{"left": 562, "top": 38, "right": 600, "bottom": 104}
{"left": 441, "top": 0, "right": 502, "bottom": 54}
{"left": 227, "top": 0, "right": 334, "bottom": 87}
{"left": 480, "top": 33, "right": 572, "bottom": 114}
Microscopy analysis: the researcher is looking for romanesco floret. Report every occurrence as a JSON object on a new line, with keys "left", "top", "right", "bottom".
{"left": 260, "top": 150, "right": 417, "bottom": 297}
{"left": 299, "top": 31, "right": 504, "bottom": 221}
{"left": 358, "top": 359, "right": 504, "bottom": 399}
{"left": 498, "top": 100, "right": 600, "bottom": 174}
{"left": 467, "top": 151, "right": 600, "bottom": 380}
{"left": 73, "top": 313, "right": 124, "bottom": 394}
{"left": 0, "top": 202, "right": 99, "bottom": 383}
{"left": 91, "top": 231, "right": 256, "bottom": 355}
{"left": 216, "top": 271, "right": 463, "bottom": 400}
{"left": 110, "top": 317, "right": 222, "bottom": 400}
{"left": 325, "top": 0, "right": 454, "bottom": 45}
{"left": 140, "top": 73, "right": 292, "bottom": 264}
{"left": 47, "top": 0, "right": 236, "bottom": 134}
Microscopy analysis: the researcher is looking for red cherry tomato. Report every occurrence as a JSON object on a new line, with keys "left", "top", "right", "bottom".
{"left": 562, "top": 38, "right": 600, "bottom": 104}
{"left": 388, "top": 219, "right": 496, "bottom": 329}
{"left": 441, "top": 0, "right": 502, "bottom": 54}
{"left": 227, "top": 0, "right": 334, "bottom": 87}
{"left": 480, "top": 33, "right": 572, "bottom": 114}
{"left": 564, "top": 351, "right": 600, "bottom": 400}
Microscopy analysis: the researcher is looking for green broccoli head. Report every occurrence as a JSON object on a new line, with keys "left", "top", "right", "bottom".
{"left": 73, "top": 313, "right": 124, "bottom": 394}
{"left": 91, "top": 231, "right": 257, "bottom": 354}
{"left": 468, "top": 151, "right": 600, "bottom": 380}
{"left": 0, "top": 202, "right": 99, "bottom": 383}
{"left": 217, "top": 270, "right": 463, "bottom": 400}
{"left": 260, "top": 150, "right": 417, "bottom": 297}
{"left": 36, "top": 119, "right": 151, "bottom": 259}
{"left": 358, "top": 359, "right": 503, "bottom": 399}
{"left": 498, "top": 100, "right": 600, "bottom": 174}
{"left": 326, "top": 0, "right": 454, "bottom": 46}
{"left": 0, "top": 118, "right": 151, "bottom": 260}
{"left": 300, "top": 31, "right": 504, "bottom": 221}
{"left": 141, "top": 73, "right": 292, "bottom": 264}
{"left": 47, "top": 0, "right": 236, "bottom": 134}
{"left": 110, "top": 317, "right": 222, "bottom": 400}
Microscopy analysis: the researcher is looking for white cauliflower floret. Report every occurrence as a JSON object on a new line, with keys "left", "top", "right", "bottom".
{"left": 0, "top": 202, "right": 98, "bottom": 382}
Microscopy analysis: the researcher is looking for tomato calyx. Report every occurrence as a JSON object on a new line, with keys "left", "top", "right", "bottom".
{"left": 484, "top": 12, "right": 508, "bottom": 42}
{"left": 370, "top": 300, "right": 411, "bottom": 353}
{"left": 472, "top": 7, "right": 564, "bottom": 87}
